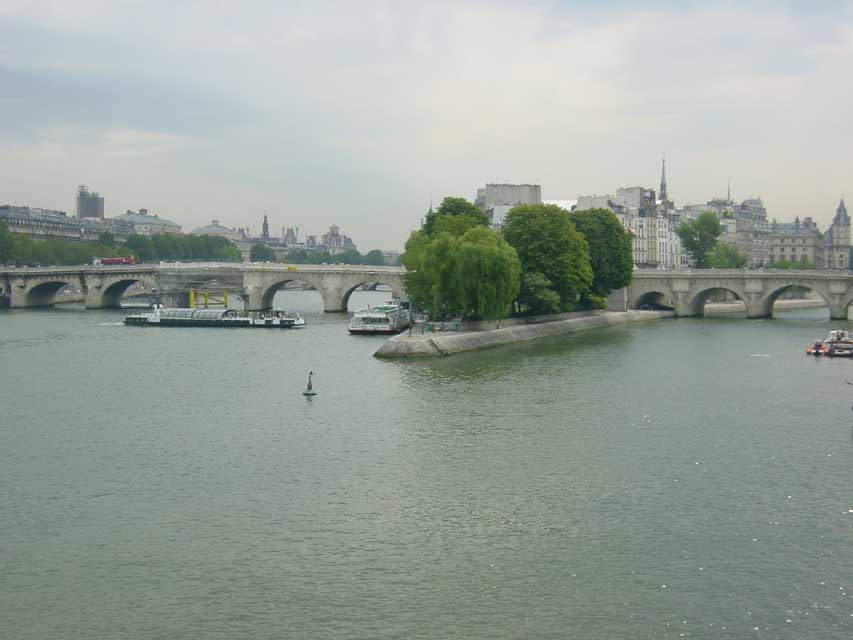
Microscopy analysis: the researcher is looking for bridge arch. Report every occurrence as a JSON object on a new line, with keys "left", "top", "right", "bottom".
{"left": 632, "top": 290, "right": 671, "bottom": 310}
{"left": 342, "top": 279, "right": 404, "bottom": 311}
{"left": 26, "top": 279, "right": 78, "bottom": 307}
{"left": 687, "top": 286, "right": 745, "bottom": 317}
{"left": 86, "top": 274, "right": 157, "bottom": 309}
{"left": 757, "top": 283, "right": 831, "bottom": 318}
{"left": 259, "top": 278, "right": 324, "bottom": 310}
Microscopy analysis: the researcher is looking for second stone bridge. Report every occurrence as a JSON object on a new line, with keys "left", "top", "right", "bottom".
{"left": 625, "top": 269, "right": 853, "bottom": 320}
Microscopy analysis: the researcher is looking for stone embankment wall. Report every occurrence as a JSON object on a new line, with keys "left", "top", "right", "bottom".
{"left": 704, "top": 298, "right": 826, "bottom": 314}
{"left": 374, "top": 310, "right": 671, "bottom": 359}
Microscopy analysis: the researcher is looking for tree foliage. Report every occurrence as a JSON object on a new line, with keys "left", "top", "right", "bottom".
{"left": 402, "top": 225, "right": 520, "bottom": 321}
{"left": 0, "top": 223, "right": 135, "bottom": 266}
{"left": 336, "top": 248, "right": 363, "bottom": 265}
{"left": 519, "top": 271, "right": 561, "bottom": 315}
{"left": 97, "top": 231, "right": 116, "bottom": 248}
{"left": 707, "top": 242, "right": 747, "bottom": 268}
{"left": 362, "top": 249, "right": 385, "bottom": 266}
{"left": 570, "top": 208, "right": 633, "bottom": 296}
{"left": 126, "top": 233, "right": 241, "bottom": 262}
{"left": 0, "top": 221, "right": 15, "bottom": 264}
{"left": 250, "top": 243, "right": 276, "bottom": 262}
{"left": 284, "top": 249, "right": 333, "bottom": 264}
{"left": 502, "top": 204, "right": 593, "bottom": 312}
{"left": 766, "top": 257, "right": 817, "bottom": 270}
{"left": 423, "top": 196, "right": 489, "bottom": 236}
{"left": 284, "top": 247, "right": 385, "bottom": 265}
{"left": 676, "top": 211, "right": 721, "bottom": 268}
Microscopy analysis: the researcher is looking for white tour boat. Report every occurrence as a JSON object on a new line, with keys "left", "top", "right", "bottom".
{"left": 349, "top": 301, "right": 410, "bottom": 335}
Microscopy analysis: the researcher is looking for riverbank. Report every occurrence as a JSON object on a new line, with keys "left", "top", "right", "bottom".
{"left": 705, "top": 298, "right": 827, "bottom": 315}
{"left": 374, "top": 310, "right": 672, "bottom": 358}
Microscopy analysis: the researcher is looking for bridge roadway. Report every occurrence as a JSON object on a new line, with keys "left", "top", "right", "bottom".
{"left": 3, "top": 265, "right": 853, "bottom": 319}
{"left": 0, "top": 263, "right": 405, "bottom": 312}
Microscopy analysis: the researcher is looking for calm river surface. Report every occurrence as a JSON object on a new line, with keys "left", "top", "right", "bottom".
{"left": 1, "top": 293, "right": 852, "bottom": 639}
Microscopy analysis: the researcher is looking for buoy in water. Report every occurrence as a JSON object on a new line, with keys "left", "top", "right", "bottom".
{"left": 303, "top": 371, "right": 317, "bottom": 397}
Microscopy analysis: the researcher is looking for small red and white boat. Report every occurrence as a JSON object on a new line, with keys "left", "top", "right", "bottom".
{"left": 806, "top": 329, "right": 853, "bottom": 357}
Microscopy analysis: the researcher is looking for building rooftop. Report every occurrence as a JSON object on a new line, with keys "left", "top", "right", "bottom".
{"left": 191, "top": 220, "right": 242, "bottom": 240}
{"left": 110, "top": 209, "right": 181, "bottom": 229}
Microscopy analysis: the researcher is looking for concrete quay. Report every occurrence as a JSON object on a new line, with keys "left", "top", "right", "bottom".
{"left": 704, "top": 298, "right": 827, "bottom": 315}
{"left": 374, "top": 310, "right": 672, "bottom": 359}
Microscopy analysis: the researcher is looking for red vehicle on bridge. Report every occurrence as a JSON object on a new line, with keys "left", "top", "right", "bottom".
{"left": 93, "top": 257, "right": 135, "bottom": 266}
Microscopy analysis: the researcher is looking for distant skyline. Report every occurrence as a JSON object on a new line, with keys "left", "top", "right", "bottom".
{"left": 2, "top": 1, "right": 853, "bottom": 249}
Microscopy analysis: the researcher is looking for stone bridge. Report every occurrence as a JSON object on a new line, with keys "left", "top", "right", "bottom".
{"left": 6, "top": 264, "right": 848, "bottom": 319}
{"left": 0, "top": 263, "right": 405, "bottom": 312}
{"left": 0, "top": 265, "right": 160, "bottom": 309}
{"left": 626, "top": 269, "right": 853, "bottom": 319}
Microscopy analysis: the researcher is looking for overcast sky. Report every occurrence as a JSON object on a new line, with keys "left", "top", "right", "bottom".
{"left": 2, "top": 1, "right": 852, "bottom": 249}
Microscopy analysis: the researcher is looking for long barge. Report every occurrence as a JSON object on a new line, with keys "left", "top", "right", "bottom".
{"left": 125, "top": 307, "right": 305, "bottom": 328}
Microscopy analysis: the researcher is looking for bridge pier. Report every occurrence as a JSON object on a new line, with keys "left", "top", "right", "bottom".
{"left": 240, "top": 286, "right": 268, "bottom": 311}
{"left": 8, "top": 283, "right": 30, "bottom": 308}
{"left": 829, "top": 301, "right": 849, "bottom": 321}
{"left": 320, "top": 283, "right": 346, "bottom": 313}
{"left": 84, "top": 287, "right": 107, "bottom": 309}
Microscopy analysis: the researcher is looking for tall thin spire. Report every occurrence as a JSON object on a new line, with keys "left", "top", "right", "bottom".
{"left": 836, "top": 197, "right": 848, "bottom": 223}
{"left": 727, "top": 180, "right": 731, "bottom": 204}
{"left": 659, "top": 155, "right": 667, "bottom": 203}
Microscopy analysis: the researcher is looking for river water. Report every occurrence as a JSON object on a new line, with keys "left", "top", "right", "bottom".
{"left": 1, "top": 293, "right": 851, "bottom": 639}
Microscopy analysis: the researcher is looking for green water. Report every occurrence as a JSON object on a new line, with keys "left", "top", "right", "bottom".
{"left": 1, "top": 293, "right": 851, "bottom": 639}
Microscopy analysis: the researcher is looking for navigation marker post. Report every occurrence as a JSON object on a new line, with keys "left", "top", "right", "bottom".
{"left": 303, "top": 371, "right": 317, "bottom": 397}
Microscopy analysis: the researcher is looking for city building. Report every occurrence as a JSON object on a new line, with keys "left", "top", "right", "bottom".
{"left": 730, "top": 218, "right": 771, "bottom": 267}
{"left": 616, "top": 187, "right": 657, "bottom": 217}
{"left": 282, "top": 227, "right": 298, "bottom": 245}
{"left": 382, "top": 250, "right": 401, "bottom": 266}
{"left": 475, "top": 183, "right": 542, "bottom": 226}
{"left": 621, "top": 211, "right": 687, "bottom": 269}
{"left": 321, "top": 225, "right": 356, "bottom": 253}
{"left": 676, "top": 193, "right": 770, "bottom": 267}
{"left": 768, "top": 217, "right": 824, "bottom": 267}
{"left": 262, "top": 215, "right": 270, "bottom": 241}
{"left": 108, "top": 209, "right": 182, "bottom": 235}
{"left": 191, "top": 220, "right": 243, "bottom": 241}
{"left": 542, "top": 199, "right": 577, "bottom": 211}
{"left": 0, "top": 204, "right": 133, "bottom": 243}
{"left": 824, "top": 199, "right": 850, "bottom": 270}
{"left": 578, "top": 181, "right": 684, "bottom": 270}
{"left": 76, "top": 185, "right": 104, "bottom": 219}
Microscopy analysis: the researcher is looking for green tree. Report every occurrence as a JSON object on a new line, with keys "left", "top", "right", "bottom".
{"left": 402, "top": 226, "right": 520, "bottom": 320}
{"left": 97, "top": 231, "right": 116, "bottom": 248}
{"left": 519, "top": 271, "right": 561, "bottom": 315}
{"left": 768, "top": 257, "right": 816, "bottom": 270}
{"left": 0, "top": 221, "right": 16, "bottom": 264}
{"left": 423, "top": 196, "right": 489, "bottom": 236}
{"left": 707, "top": 242, "right": 747, "bottom": 268}
{"left": 570, "top": 208, "right": 633, "bottom": 296}
{"left": 362, "top": 249, "right": 385, "bottom": 266}
{"left": 336, "top": 248, "right": 363, "bottom": 265}
{"left": 250, "top": 243, "right": 276, "bottom": 262}
{"left": 502, "top": 204, "right": 593, "bottom": 312}
{"left": 676, "top": 211, "right": 721, "bottom": 268}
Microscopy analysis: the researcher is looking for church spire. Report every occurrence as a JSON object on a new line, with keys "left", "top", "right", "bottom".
{"left": 659, "top": 155, "right": 667, "bottom": 203}
{"left": 727, "top": 180, "right": 731, "bottom": 204}
{"left": 836, "top": 197, "right": 849, "bottom": 223}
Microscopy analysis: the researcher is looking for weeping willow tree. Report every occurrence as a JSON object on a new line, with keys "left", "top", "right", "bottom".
{"left": 402, "top": 215, "right": 520, "bottom": 321}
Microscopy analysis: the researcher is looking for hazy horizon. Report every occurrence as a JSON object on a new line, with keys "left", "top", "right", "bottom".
{"left": 2, "top": 1, "right": 852, "bottom": 250}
